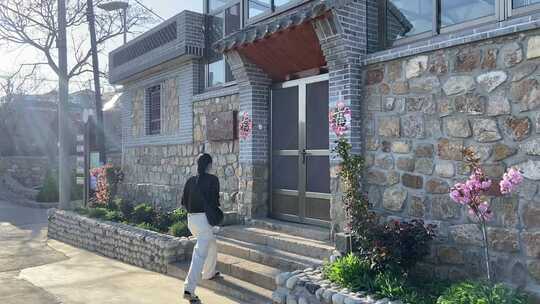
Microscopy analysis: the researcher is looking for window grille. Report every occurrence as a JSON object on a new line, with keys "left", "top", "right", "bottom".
{"left": 112, "top": 22, "right": 177, "bottom": 67}
{"left": 145, "top": 85, "right": 161, "bottom": 135}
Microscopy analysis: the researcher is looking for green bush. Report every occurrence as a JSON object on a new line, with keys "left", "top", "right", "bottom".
{"left": 74, "top": 207, "right": 89, "bottom": 215}
{"left": 87, "top": 208, "right": 108, "bottom": 219}
{"left": 169, "top": 221, "right": 190, "bottom": 237}
{"left": 132, "top": 203, "right": 155, "bottom": 224}
{"left": 323, "top": 254, "right": 450, "bottom": 304}
{"left": 105, "top": 210, "right": 124, "bottom": 222}
{"left": 323, "top": 253, "right": 376, "bottom": 292}
{"left": 136, "top": 222, "right": 159, "bottom": 232}
{"left": 36, "top": 171, "right": 59, "bottom": 202}
{"left": 362, "top": 219, "right": 436, "bottom": 273}
{"left": 116, "top": 199, "right": 134, "bottom": 220}
{"left": 170, "top": 208, "right": 188, "bottom": 223}
{"left": 153, "top": 210, "right": 173, "bottom": 233}
{"left": 437, "top": 281, "right": 529, "bottom": 304}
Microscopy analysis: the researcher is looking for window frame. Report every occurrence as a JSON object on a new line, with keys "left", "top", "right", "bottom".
{"left": 510, "top": 0, "right": 540, "bottom": 18}
{"left": 245, "top": 0, "right": 304, "bottom": 24}
{"left": 379, "top": 0, "right": 540, "bottom": 50}
{"left": 144, "top": 83, "right": 162, "bottom": 136}
{"left": 204, "top": 0, "right": 242, "bottom": 89}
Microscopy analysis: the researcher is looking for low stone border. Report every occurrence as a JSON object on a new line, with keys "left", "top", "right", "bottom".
{"left": 273, "top": 268, "right": 404, "bottom": 304}
{"left": 47, "top": 209, "right": 195, "bottom": 274}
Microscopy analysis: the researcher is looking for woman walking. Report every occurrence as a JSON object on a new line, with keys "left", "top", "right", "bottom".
{"left": 182, "top": 153, "right": 222, "bottom": 303}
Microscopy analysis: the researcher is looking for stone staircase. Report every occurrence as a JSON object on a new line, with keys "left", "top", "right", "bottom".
{"left": 167, "top": 218, "right": 335, "bottom": 303}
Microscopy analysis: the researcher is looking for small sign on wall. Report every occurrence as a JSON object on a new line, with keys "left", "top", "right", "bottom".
{"left": 207, "top": 111, "right": 237, "bottom": 141}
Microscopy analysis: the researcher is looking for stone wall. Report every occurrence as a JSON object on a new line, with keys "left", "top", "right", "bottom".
{"left": 130, "top": 77, "right": 180, "bottom": 137}
{"left": 0, "top": 156, "right": 51, "bottom": 188}
{"left": 47, "top": 209, "right": 195, "bottom": 274}
{"left": 122, "top": 94, "right": 240, "bottom": 211}
{"left": 363, "top": 29, "right": 540, "bottom": 296}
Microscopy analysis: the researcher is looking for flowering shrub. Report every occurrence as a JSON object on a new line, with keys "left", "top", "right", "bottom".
{"left": 449, "top": 148, "right": 523, "bottom": 280}
{"left": 90, "top": 164, "right": 124, "bottom": 207}
{"left": 499, "top": 167, "right": 523, "bottom": 194}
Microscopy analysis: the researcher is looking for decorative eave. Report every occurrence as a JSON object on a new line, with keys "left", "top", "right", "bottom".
{"left": 214, "top": 0, "right": 348, "bottom": 53}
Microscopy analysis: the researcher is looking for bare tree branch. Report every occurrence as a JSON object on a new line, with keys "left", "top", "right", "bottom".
{"left": 0, "top": 0, "right": 153, "bottom": 84}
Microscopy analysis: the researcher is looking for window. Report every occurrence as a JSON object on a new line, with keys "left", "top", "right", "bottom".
{"left": 441, "top": 0, "right": 495, "bottom": 27}
{"left": 206, "top": 2, "right": 241, "bottom": 88}
{"left": 208, "top": 0, "right": 229, "bottom": 11}
{"left": 248, "top": 0, "right": 271, "bottom": 19}
{"left": 146, "top": 85, "right": 161, "bottom": 135}
{"left": 247, "top": 0, "right": 296, "bottom": 20}
{"left": 274, "top": 0, "right": 294, "bottom": 8}
{"left": 514, "top": 0, "right": 540, "bottom": 7}
{"left": 379, "top": 0, "right": 540, "bottom": 49}
{"left": 386, "top": 0, "right": 433, "bottom": 40}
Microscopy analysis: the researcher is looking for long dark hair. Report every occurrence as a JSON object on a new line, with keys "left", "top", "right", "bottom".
{"left": 197, "top": 153, "right": 212, "bottom": 176}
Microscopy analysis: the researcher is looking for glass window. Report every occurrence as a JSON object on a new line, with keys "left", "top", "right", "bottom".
{"left": 514, "top": 0, "right": 540, "bottom": 7}
{"left": 208, "top": 60, "right": 226, "bottom": 87}
{"left": 206, "top": 3, "right": 241, "bottom": 88}
{"left": 442, "top": 0, "right": 495, "bottom": 27}
{"left": 274, "top": 0, "right": 294, "bottom": 8}
{"left": 208, "top": 0, "right": 228, "bottom": 11}
{"left": 225, "top": 4, "right": 241, "bottom": 35}
{"left": 248, "top": 0, "right": 271, "bottom": 18}
{"left": 386, "top": 0, "right": 433, "bottom": 41}
{"left": 145, "top": 85, "right": 161, "bottom": 135}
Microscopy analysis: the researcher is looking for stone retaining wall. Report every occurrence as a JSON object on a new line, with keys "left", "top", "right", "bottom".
{"left": 0, "top": 156, "right": 50, "bottom": 188}
{"left": 364, "top": 29, "right": 540, "bottom": 296}
{"left": 47, "top": 209, "right": 194, "bottom": 274}
{"left": 273, "top": 268, "right": 402, "bottom": 304}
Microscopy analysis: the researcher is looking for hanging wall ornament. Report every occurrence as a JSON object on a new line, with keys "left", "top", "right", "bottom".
{"left": 329, "top": 101, "right": 351, "bottom": 137}
{"left": 239, "top": 111, "right": 253, "bottom": 140}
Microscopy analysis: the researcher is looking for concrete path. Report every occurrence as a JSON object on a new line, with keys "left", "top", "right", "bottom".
{"left": 0, "top": 199, "right": 244, "bottom": 304}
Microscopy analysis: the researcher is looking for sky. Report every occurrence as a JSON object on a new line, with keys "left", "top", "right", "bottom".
{"left": 0, "top": 0, "right": 203, "bottom": 94}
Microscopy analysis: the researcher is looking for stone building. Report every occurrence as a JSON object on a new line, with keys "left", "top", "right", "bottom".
{"left": 109, "top": 0, "right": 540, "bottom": 298}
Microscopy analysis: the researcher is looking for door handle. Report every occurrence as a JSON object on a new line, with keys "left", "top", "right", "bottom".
{"left": 301, "top": 149, "right": 307, "bottom": 164}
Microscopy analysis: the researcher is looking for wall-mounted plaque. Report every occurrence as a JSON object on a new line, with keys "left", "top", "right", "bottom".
{"left": 207, "top": 111, "right": 237, "bottom": 141}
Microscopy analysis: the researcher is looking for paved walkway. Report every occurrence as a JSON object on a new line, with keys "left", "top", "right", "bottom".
{"left": 0, "top": 199, "right": 243, "bottom": 304}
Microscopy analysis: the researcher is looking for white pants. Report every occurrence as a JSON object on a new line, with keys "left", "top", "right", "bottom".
{"left": 184, "top": 213, "right": 218, "bottom": 294}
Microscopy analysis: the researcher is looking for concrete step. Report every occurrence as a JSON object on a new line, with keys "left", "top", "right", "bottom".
{"left": 247, "top": 218, "right": 331, "bottom": 241}
{"left": 217, "top": 253, "right": 281, "bottom": 291}
{"left": 217, "top": 225, "right": 335, "bottom": 261}
{"left": 217, "top": 236, "right": 324, "bottom": 272}
{"left": 167, "top": 261, "right": 272, "bottom": 304}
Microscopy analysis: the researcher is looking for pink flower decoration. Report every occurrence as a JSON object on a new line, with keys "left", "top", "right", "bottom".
{"left": 239, "top": 112, "right": 253, "bottom": 140}
{"left": 329, "top": 102, "right": 351, "bottom": 137}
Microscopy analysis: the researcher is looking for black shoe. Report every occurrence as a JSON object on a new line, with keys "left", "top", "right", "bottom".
{"left": 208, "top": 272, "right": 221, "bottom": 280}
{"left": 183, "top": 291, "right": 201, "bottom": 303}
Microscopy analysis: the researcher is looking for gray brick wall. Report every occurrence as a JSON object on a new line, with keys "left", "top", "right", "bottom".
{"left": 225, "top": 51, "right": 273, "bottom": 165}
{"left": 314, "top": 0, "right": 366, "bottom": 155}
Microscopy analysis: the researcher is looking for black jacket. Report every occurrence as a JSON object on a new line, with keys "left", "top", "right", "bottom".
{"left": 181, "top": 173, "right": 220, "bottom": 213}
